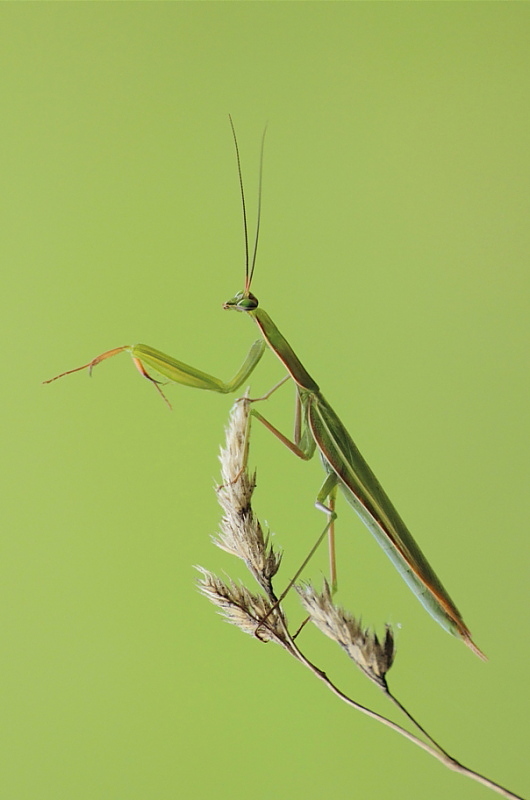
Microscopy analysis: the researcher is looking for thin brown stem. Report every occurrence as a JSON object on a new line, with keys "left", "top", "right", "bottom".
{"left": 278, "top": 625, "right": 524, "bottom": 800}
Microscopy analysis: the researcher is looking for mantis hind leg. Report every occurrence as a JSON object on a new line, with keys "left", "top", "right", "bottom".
{"left": 246, "top": 394, "right": 339, "bottom": 590}
{"left": 267, "top": 473, "right": 340, "bottom": 609}
{"left": 316, "top": 472, "right": 339, "bottom": 594}
{"left": 243, "top": 388, "right": 340, "bottom": 627}
{"left": 254, "top": 472, "right": 339, "bottom": 640}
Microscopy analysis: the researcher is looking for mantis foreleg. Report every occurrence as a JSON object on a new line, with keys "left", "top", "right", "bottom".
{"left": 44, "top": 339, "right": 267, "bottom": 408}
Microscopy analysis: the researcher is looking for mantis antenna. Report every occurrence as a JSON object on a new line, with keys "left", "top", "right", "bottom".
{"left": 228, "top": 115, "right": 267, "bottom": 294}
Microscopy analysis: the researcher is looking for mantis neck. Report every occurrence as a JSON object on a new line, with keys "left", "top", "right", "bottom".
{"left": 250, "top": 308, "right": 320, "bottom": 393}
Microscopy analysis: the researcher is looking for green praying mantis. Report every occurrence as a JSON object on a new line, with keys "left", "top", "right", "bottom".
{"left": 45, "top": 120, "right": 485, "bottom": 660}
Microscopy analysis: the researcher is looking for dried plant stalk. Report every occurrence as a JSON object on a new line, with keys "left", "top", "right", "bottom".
{"left": 197, "top": 397, "right": 525, "bottom": 800}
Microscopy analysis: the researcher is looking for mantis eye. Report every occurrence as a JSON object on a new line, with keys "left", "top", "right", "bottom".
{"left": 238, "top": 292, "right": 259, "bottom": 310}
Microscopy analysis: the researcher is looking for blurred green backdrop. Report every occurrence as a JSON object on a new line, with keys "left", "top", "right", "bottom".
{"left": 2, "top": 4, "right": 528, "bottom": 800}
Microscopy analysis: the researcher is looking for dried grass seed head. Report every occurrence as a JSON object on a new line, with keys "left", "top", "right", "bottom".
{"left": 215, "top": 397, "right": 281, "bottom": 585}
{"left": 297, "top": 581, "right": 395, "bottom": 688}
{"left": 196, "top": 567, "right": 288, "bottom": 645}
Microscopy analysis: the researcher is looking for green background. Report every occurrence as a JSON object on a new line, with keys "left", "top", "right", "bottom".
{"left": 2, "top": 4, "right": 528, "bottom": 799}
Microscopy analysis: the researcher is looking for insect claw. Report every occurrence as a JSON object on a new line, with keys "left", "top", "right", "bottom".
{"left": 154, "top": 382, "right": 172, "bottom": 411}
{"left": 132, "top": 357, "right": 172, "bottom": 410}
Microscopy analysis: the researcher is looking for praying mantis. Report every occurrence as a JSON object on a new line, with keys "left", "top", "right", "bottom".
{"left": 45, "top": 120, "right": 485, "bottom": 660}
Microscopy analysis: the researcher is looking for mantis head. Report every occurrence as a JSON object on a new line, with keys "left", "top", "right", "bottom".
{"left": 223, "top": 290, "right": 259, "bottom": 312}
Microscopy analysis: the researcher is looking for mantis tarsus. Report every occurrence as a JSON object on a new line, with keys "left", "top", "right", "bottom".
{"left": 45, "top": 119, "right": 485, "bottom": 660}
